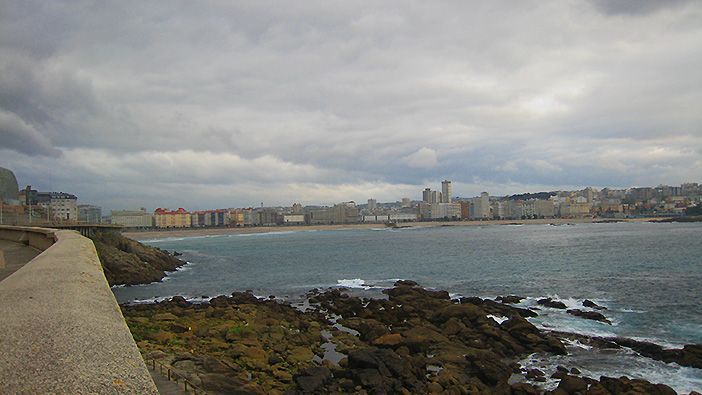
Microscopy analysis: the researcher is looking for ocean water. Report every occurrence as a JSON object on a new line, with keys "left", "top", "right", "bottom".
{"left": 113, "top": 222, "right": 702, "bottom": 392}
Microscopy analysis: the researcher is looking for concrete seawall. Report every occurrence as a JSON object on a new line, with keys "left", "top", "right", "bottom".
{"left": 0, "top": 226, "right": 158, "bottom": 393}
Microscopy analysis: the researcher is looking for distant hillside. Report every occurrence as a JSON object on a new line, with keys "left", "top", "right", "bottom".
{"left": 89, "top": 230, "right": 185, "bottom": 286}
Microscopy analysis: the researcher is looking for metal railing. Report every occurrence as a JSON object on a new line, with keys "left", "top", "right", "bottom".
{"left": 147, "top": 358, "right": 207, "bottom": 395}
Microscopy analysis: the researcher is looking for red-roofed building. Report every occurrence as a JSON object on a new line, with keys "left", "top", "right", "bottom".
{"left": 153, "top": 207, "right": 191, "bottom": 228}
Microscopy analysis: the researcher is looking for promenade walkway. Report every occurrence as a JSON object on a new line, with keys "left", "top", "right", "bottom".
{"left": 0, "top": 239, "right": 40, "bottom": 282}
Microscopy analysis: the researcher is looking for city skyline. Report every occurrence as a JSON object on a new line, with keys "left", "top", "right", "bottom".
{"left": 1, "top": 1, "right": 701, "bottom": 210}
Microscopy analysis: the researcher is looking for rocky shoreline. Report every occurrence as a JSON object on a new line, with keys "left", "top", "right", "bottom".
{"left": 90, "top": 230, "right": 186, "bottom": 286}
{"left": 120, "top": 281, "right": 700, "bottom": 394}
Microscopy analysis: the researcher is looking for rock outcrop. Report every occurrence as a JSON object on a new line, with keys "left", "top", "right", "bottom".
{"left": 90, "top": 230, "right": 185, "bottom": 286}
{"left": 121, "top": 281, "right": 692, "bottom": 394}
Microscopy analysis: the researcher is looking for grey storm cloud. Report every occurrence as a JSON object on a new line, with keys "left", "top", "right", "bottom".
{"left": 0, "top": 0, "right": 701, "bottom": 210}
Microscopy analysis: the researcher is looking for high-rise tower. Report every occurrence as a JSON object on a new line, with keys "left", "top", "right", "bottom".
{"left": 441, "top": 180, "right": 452, "bottom": 203}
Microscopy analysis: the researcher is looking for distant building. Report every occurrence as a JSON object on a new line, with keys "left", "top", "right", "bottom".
{"left": 367, "top": 198, "right": 377, "bottom": 211}
{"left": 362, "top": 213, "right": 417, "bottom": 223}
{"left": 331, "top": 202, "right": 359, "bottom": 224}
{"left": 401, "top": 198, "right": 412, "bottom": 208}
{"left": 441, "top": 180, "right": 452, "bottom": 203}
{"left": 492, "top": 201, "right": 509, "bottom": 219}
{"left": 191, "top": 209, "right": 229, "bottom": 227}
{"left": 283, "top": 214, "right": 305, "bottom": 224}
{"left": 78, "top": 204, "right": 102, "bottom": 223}
{"left": 309, "top": 202, "right": 359, "bottom": 224}
{"left": 40, "top": 192, "right": 78, "bottom": 222}
{"left": 419, "top": 202, "right": 461, "bottom": 220}
{"left": 422, "top": 188, "right": 432, "bottom": 203}
{"left": 154, "top": 208, "right": 191, "bottom": 228}
{"left": 470, "top": 192, "right": 490, "bottom": 220}
{"left": 460, "top": 201, "right": 470, "bottom": 219}
{"left": 531, "top": 199, "right": 555, "bottom": 218}
{"left": 111, "top": 208, "right": 153, "bottom": 227}
{"left": 292, "top": 203, "right": 303, "bottom": 214}
{"left": 254, "top": 208, "right": 281, "bottom": 226}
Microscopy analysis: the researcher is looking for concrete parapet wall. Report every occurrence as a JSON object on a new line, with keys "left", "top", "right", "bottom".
{"left": 0, "top": 226, "right": 56, "bottom": 251}
{"left": 0, "top": 226, "right": 158, "bottom": 393}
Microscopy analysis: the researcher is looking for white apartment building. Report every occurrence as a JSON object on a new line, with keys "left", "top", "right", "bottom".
{"left": 111, "top": 208, "right": 153, "bottom": 227}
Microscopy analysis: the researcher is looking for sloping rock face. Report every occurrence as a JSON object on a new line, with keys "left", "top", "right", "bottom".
{"left": 90, "top": 230, "right": 184, "bottom": 286}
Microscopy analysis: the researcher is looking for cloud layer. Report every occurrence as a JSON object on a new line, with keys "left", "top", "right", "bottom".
{"left": 1, "top": 1, "right": 700, "bottom": 210}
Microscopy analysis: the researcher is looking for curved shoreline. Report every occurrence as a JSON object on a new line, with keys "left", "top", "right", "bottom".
{"left": 122, "top": 217, "right": 662, "bottom": 241}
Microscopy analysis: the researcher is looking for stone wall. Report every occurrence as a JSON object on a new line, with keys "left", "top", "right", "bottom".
{"left": 0, "top": 226, "right": 158, "bottom": 393}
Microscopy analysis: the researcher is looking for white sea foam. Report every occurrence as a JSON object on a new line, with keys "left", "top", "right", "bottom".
{"left": 562, "top": 338, "right": 593, "bottom": 350}
{"left": 518, "top": 347, "right": 702, "bottom": 394}
{"left": 336, "top": 278, "right": 373, "bottom": 290}
{"left": 235, "top": 230, "right": 299, "bottom": 237}
{"left": 175, "top": 261, "right": 195, "bottom": 272}
{"left": 617, "top": 308, "right": 646, "bottom": 313}
{"left": 487, "top": 314, "right": 509, "bottom": 324}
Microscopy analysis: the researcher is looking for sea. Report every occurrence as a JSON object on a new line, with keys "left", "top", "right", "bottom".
{"left": 113, "top": 222, "right": 702, "bottom": 392}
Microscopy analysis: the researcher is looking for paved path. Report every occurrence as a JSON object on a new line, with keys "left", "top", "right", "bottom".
{"left": 148, "top": 366, "right": 189, "bottom": 395}
{"left": 0, "top": 239, "right": 41, "bottom": 282}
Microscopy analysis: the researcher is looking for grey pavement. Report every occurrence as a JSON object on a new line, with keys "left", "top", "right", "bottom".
{"left": 0, "top": 239, "right": 41, "bottom": 282}
{"left": 0, "top": 228, "right": 159, "bottom": 393}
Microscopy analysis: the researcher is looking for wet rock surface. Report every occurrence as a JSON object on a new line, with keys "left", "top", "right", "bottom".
{"left": 566, "top": 309, "right": 612, "bottom": 325}
{"left": 537, "top": 297, "right": 568, "bottom": 309}
{"left": 121, "top": 282, "right": 695, "bottom": 394}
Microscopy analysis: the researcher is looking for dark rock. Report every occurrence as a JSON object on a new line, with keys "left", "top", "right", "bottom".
{"left": 355, "top": 368, "right": 383, "bottom": 387}
{"left": 464, "top": 348, "right": 511, "bottom": 385}
{"left": 209, "top": 295, "right": 230, "bottom": 308}
{"left": 599, "top": 376, "right": 676, "bottom": 395}
{"left": 169, "top": 296, "right": 190, "bottom": 308}
{"left": 567, "top": 309, "right": 611, "bottom": 324}
{"left": 556, "top": 365, "right": 568, "bottom": 373}
{"left": 348, "top": 349, "right": 380, "bottom": 369}
{"left": 570, "top": 367, "right": 581, "bottom": 375}
{"left": 198, "top": 373, "right": 250, "bottom": 393}
{"left": 511, "top": 382, "right": 541, "bottom": 394}
{"left": 582, "top": 299, "right": 606, "bottom": 310}
{"left": 431, "top": 304, "right": 483, "bottom": 323}
{"left": 551, "top": 371, "right": 567, "bottom": 380}
{"left": 394, "top": 280, "right": 419, "bottom": 287}
{"left": 537, "top": 298, "right": 567, "bottom": 309}
{"left": 90, "top": 230, "right": 186, "bottom": 286}
{"left": 496, "top": 295, "right": 524, "bottom": 304}
{"left": 610, "top": 337, "right": 702, "bottom": 369}
{"left": 557, "top": 375, "right": 587, "bottom": 393}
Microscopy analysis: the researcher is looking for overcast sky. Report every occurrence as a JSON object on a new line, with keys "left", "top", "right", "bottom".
{"left": 1, "top": 1, "right": 701, "bottom": 211}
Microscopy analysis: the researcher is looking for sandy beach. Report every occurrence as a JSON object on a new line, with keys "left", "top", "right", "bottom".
{"left": 122, "top": 217, "right": 658, "bottom": 240}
